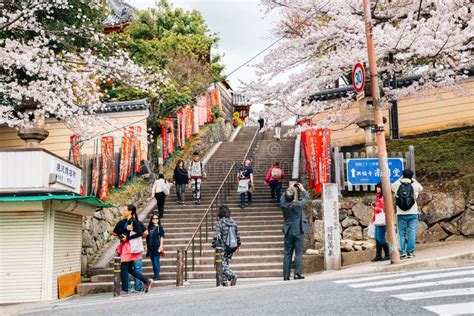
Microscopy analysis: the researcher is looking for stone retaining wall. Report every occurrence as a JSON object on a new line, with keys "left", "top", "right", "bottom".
{"left": 310, "top": 188, "right": 473, "bottom": 254}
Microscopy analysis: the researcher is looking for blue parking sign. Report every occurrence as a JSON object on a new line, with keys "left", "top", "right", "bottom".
{"left": 346, "top": 158, "right": 403, "bottom": 185}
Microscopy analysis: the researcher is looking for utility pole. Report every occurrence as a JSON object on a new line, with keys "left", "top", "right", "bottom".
{"left": 362, "top": 0, "right": 400, "bottom": 264}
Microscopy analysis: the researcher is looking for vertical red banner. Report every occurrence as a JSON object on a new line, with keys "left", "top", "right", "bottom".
{"left": 136, "top": 126, "right": 142, "bottom": 173}
{"left": 69, "top": 134, "right": 81, "bottom": 165}
{"left": 119, "top": 128, "right": 129, "bottom": 188}
{"left": 302, "top": 127, "right": 331, "bottom": 193}
{"left": 99, "top": 137, "right": 109, "bottom": 201}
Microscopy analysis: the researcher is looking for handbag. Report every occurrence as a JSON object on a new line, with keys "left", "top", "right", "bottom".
{"left": 237, "top": 179, "right": 249, "bottom": 193}
{"left": 248, "top": 183, "right": 254, "bottom": 193}
{"left": 367, "top": 223, "right": 376, "bottom": 239}
{"left": 374, "top": 212, "right": 386, "bottom": 226}
{"left": 129, "top": 232, "right": 144, "bottom": 254}
{"left": 163, "top": 181, "right": 170, "bottom": 196}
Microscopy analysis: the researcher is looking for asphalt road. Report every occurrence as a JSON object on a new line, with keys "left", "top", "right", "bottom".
{"left": 18, "top": 265, "right": 474, "bottom": 316}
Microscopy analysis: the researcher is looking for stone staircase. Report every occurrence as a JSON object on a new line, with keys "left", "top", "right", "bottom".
{"left": 77, "top": 126, "right": 295, "bottom": 294}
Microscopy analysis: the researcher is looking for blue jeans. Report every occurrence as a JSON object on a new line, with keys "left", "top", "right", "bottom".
{"left": 126, "top": 259, "right": 143, "bottom": 291}
{"left": 375, "top": 225, "right": 387, "bottom": 245}
{"left": 398, "top": 214, "right": 419, "bottom": 255}
{"left": 150, "top": 253, "right": 161, "bottom": 280}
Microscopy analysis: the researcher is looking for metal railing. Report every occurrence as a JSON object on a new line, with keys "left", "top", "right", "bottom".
{"left": 176, "top": 127, "right": 260, "bottom": 286}
{"left": 176, "top": 162, "right": 236, "bottom": 285}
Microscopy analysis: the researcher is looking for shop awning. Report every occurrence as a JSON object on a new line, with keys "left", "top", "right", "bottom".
{"left": 0, "top": 195, "right": 114, "bottom": 208}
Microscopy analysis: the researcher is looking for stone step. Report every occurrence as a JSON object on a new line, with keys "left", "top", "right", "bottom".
{"left": 76, "top": 280, "right": 176, "bottom": 295}
{"left": 189, "top": 269, "right": 282, "bottom": 280}
{"left": 162, "top": 219, "right": 283, "bottom": 228}
{"left": 163, "top": 235, "right": 284, "bottom": 245}
{"left": 92, "top": 262, "right": 283, "bottom": 282}
{"left": 162, "top": 224, "right": 282, "bottom": 232}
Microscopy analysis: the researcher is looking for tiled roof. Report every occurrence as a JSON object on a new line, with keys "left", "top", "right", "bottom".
{"left": 95, "top": 99, "right": 148, "bottom": 113}
{"left": 309, "top": 67, "right": 474, "bottom": 102}
{"left": 102, "top": 0, "right": 135, "bottom": 27}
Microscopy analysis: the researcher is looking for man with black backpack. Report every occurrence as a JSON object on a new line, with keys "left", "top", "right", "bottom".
{"left": 392, "top": 169, "right": 423, "bottom": 259}
{"left": 212, "top": 206, "right": 241, "bottom": 286}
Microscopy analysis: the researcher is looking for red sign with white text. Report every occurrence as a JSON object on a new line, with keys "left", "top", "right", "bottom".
{"left": 301, "top": 127, "right": 331, "bottom": 193}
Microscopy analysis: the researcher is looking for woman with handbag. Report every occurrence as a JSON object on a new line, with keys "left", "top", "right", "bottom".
{"left": 237, "top": 160, "right": 254, "bottom": 209}
{"left": 152, "top": 174, "right": 171, "bottom": 219}
{"left": 146, "top": 214, "right": 166, "bottom": 281}
{"left": 113, "top": 204, "right": 153, "bottom": 296}
{"left": 371, "top": 183, "right": 389, "bottom": 262}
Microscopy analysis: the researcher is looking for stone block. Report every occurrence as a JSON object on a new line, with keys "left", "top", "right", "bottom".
{"left": 446, "top": 234, "right": 466, "bottom": 242}
{"left": 352, "top": 202, "right": 372, "bottom": 226}
{"left": 425, "top": 191, "right": 465, "bottom": 224}
{"left": 343, "top": 226, "right": 363, "bottom": 241}
{"left": 460, "top": 209, "right": 474, "bottom": 236}
{"left": 341, "top": 200, "right": 355, "bottom": 209}
{"left": 313, "top": 220, "right": 324, "bottom": 242}
{"left": 341, "top": 216, "right": 359, "bottom": 228}
{"left": 339, "top": 209, "right": 348, "bottom": 221}
{"left": 416, "top": 221, "right": 428, "bottom": 243}
{"left": 340, "top": 239, "right": 354, "bottom": 252}
{"left": 417, "top": 192, "right": 433, "bottom": 207}
{"left": 440, "top": 222, "right": 457, "bottom": 235}
{"left": 423, "top": 223, "right": 449, "bottom": 243}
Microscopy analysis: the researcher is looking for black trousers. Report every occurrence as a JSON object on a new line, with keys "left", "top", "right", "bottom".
{"left": 269, "top": 180, "right": 282, "bottom": 201}
{"left": 283, "top": 233, "right": 304, "bottom": 279}
{"left": 155, "top": 192, "right": 166, "bottom": 218}
{"left": 121, "top": 260, "right": 149, "bottom": 292}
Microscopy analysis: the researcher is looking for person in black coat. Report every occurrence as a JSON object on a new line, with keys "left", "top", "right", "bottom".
{"left": 173, "top": 159, "right": 189, "bottom": 204}
{"left": 280, "top": 183, "right": 310, "bottom": 281}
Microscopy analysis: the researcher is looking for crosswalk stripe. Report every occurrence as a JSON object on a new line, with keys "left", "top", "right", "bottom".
{"left": 423, "top": 302, "right": 474, "bottom": 315}
{"left": 349, "top": 270, "right": 474, "bottom": 288}
{"left": 368, "top": 277, "right": 474, "bottom": 292}
{"left": 333, "top": 266, "right": 474, "bottom": 284}
{"left": 392, "top": 288, "right": 474, "bottom": 301}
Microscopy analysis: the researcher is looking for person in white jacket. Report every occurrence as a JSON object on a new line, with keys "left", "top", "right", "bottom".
{"left": 391, "top": 169, "right": 423, "bottom": 259}
{"left": 151, "top": 174, "right": 171, "bottom": 219}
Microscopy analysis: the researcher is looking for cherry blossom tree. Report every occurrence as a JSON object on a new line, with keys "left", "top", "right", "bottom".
{"left": 246, "top": 0, "right": 473, "bottom": 129}
{"left": 0, "top": 0, "right": 164, "bottom": 137}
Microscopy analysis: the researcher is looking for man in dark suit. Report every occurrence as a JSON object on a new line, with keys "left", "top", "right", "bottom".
{"left": 280, "top": 183, "right": 310, "bottom": 280}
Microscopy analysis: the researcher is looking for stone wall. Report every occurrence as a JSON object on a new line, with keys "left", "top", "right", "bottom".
{"left": 310, "top": 188, "right": 473, "bottom": 254}
{"left": 81, "top": 186, "right": 150, "bottom": 275}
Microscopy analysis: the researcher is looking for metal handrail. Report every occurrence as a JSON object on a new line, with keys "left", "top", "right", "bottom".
{"left": 178, "top": 162, "right": 236, "bottom": 283}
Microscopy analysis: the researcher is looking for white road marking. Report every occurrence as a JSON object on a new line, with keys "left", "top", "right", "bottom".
{"left": 423, "top": 302, "right": 474, "bottom": 315}
{"left": 392, "top": 288, "right": 474, "bottom": 301}
{"left": 368, "top": 277, "right": 474, "bottom": 292}
{"left": 333, "top": 266, "right": 474, "bottom": 284}
{"left": 349, "top": 270, "right": 474, "bottom": 288}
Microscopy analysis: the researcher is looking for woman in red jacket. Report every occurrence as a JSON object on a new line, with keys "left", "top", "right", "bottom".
{"left": 371, "top": 183, "right": 389, "bottom": 261}
{"left": 265, "top": 162, "right": 285, "bottom": 204}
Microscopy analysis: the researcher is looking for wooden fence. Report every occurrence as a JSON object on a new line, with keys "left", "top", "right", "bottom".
{"left": 332, "top": 146, "right": 415, "bottom": 193}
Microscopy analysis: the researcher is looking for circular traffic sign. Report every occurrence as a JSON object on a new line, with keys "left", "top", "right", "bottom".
{"left": 352, "top": 63, "right": 365, "bottom": 93}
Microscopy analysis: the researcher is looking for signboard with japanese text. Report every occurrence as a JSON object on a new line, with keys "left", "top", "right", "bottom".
{"left": 346, "top": 158, "right": 403, "bottom": 185}
{"left": 52, "top": 159, "right": 81, "bottom": 191}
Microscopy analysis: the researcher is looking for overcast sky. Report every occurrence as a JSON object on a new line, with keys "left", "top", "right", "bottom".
{"left": 127, "top": 0, "right": 281, "bottom": 93}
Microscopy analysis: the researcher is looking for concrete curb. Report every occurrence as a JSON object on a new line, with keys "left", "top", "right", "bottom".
{"left": 372, "top": 252, "right": 474, "bottom": 273}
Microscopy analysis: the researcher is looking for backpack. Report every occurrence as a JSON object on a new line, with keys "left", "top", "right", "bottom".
{"left": 224, "top": 225, "right": 238, "bottom": 253}
{"left": 271, "top": 167, "right": 282, "bottom": 179}
{"left": 396, "top": 181, "right": 415, "bottom": 211}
